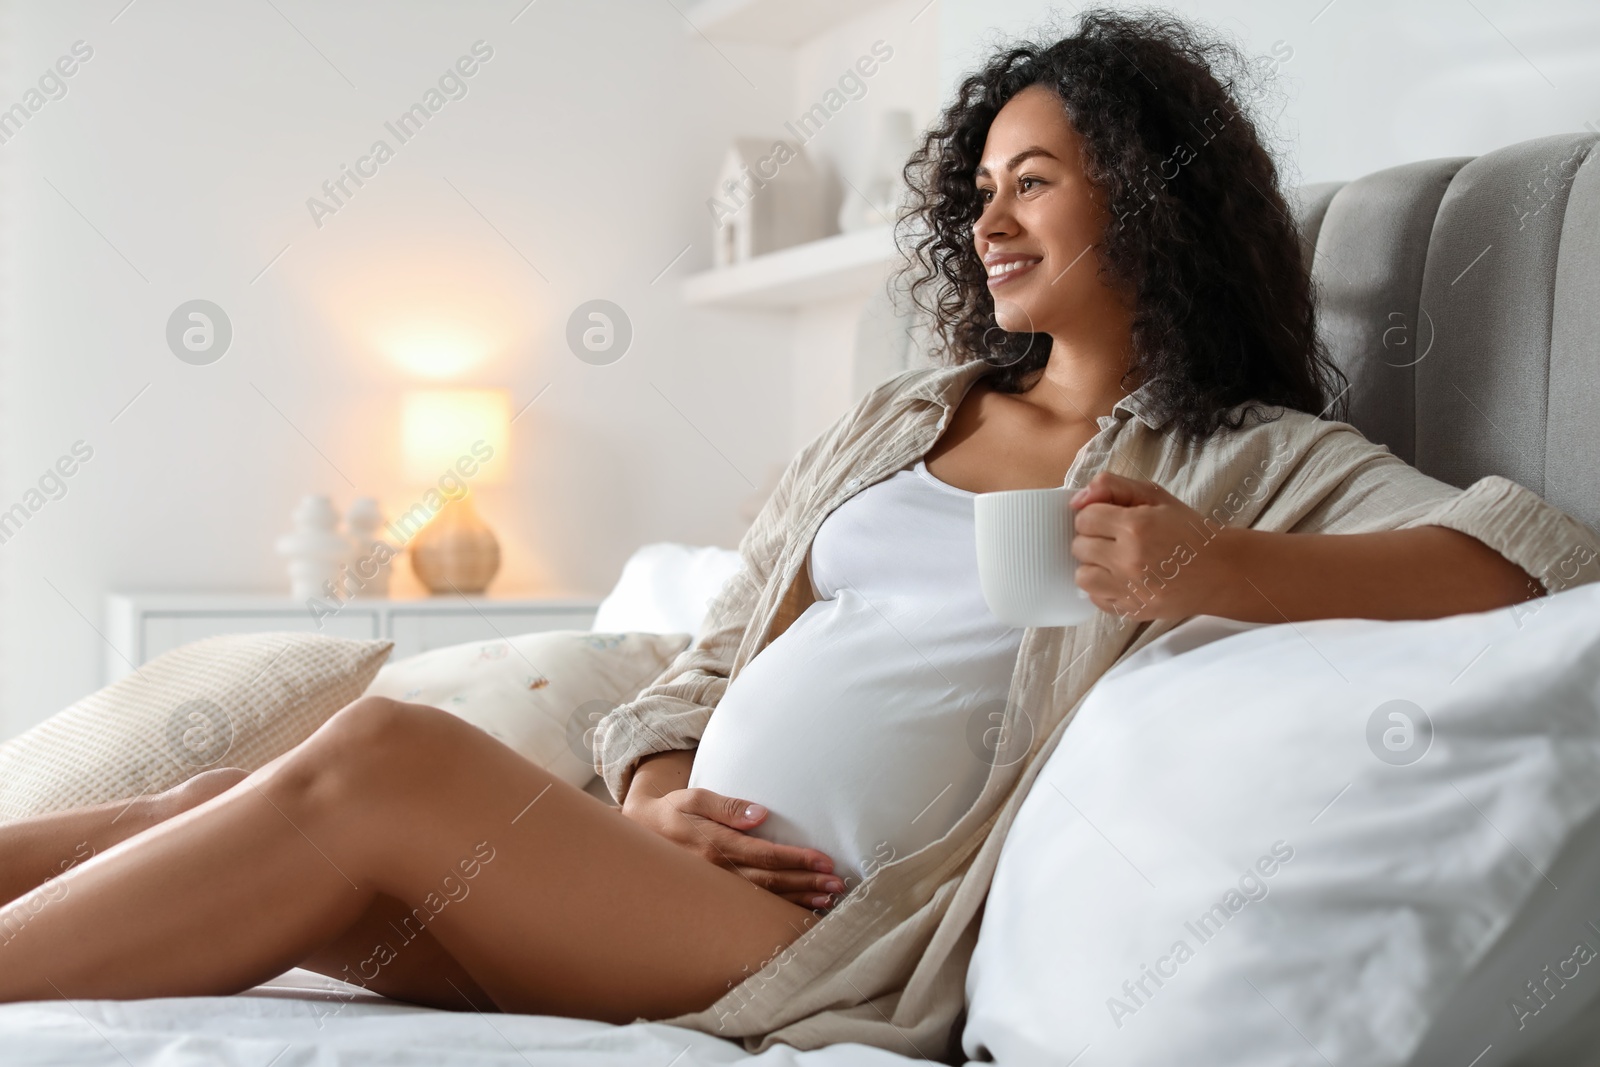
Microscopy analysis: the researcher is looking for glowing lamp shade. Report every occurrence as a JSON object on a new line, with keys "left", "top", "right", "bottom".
{"left": 400, "top": 389, "right": 511, "bottom": 489}
{"left": 399, "top": 388, "right": 512, "bottom": 595}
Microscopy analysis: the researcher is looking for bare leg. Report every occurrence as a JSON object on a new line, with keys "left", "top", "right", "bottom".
{"left": 0, "top": 767, "right": 248, "bottom": 905}
{"left": 297, "top": 891, "right": 497, "bottom": 1011}
{"left": 0, "top": 697, "right": 820, "bottom": 1021}
{"left": 0, "top": 765, "right": 493, "bottom": 1008}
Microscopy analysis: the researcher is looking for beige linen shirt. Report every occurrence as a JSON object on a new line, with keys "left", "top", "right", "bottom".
{"left": 592, "top": 357, "right": 1600, "bottom": 1059}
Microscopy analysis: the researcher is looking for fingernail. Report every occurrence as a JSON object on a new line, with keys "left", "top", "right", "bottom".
{"left": 810, "top": 895, "right": 832, "bottom": 909}
{"left": 824, "top": 878, "right": 846, "bottom": 893}
{"left": 810, "top": 857, "right": 833, "bottom": 873}
{"left": 743, "top": 803, "right": 766, "bottom": 821}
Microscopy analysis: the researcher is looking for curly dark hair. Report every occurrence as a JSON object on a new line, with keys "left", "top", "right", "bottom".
{"left": 897, "top": 8, "right": 1347, "bottom": 441}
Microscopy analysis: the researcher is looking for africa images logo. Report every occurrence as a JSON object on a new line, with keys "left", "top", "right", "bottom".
{"left": 166, "top": 300, "right": 232, "bottom": 365}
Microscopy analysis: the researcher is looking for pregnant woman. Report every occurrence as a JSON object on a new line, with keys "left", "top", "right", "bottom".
{"left": 2, "top": 9, "right": 1596, "bottom": 1060}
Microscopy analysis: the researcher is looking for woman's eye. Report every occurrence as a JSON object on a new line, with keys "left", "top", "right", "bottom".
{"left": 977, "top": 187, "right": 994, "bottom": 203}
{"left": 1019, "top": 176, "right": 1042, "bottom": 192}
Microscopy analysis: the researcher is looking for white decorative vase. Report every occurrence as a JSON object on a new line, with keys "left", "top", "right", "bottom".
{"left": 274, "top": 495, "right": 354, "bottom": 601}
{"left": 345, "top": 497, "right": 395, "bottom": 597}
{"left": 838, "top": 109, "right": 917, "bottom": 233}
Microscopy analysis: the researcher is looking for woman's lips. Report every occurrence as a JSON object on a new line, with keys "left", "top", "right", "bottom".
{"left": 985, "top": 257, "right": 1042, "bottom": 287}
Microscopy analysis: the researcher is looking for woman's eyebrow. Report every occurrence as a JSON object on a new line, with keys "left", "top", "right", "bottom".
{"left": 974, "top": 146, "right": 1060, "bottom": 179}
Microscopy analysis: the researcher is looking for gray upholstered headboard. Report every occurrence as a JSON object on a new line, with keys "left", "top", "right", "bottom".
{"left": 1291, "top": 132, "right": 1600, "bottom": 534}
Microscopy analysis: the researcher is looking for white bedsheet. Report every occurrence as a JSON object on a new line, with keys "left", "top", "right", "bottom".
{"left": 0, "top": 970, "right": 925, "bottom": 1066}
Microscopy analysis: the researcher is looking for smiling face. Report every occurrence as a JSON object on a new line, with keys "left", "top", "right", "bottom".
{"left": 973, "top": 84, "right": 1123, "bottom": 339}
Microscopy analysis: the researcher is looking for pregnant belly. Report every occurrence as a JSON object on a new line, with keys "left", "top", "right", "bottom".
{"left": 687, "top": 588, "right": 1003, "bottom": 884}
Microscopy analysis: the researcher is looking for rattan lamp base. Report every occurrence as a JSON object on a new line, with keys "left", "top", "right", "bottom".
{"left": 410, "top": 494, "right": 501, "bottom": 594}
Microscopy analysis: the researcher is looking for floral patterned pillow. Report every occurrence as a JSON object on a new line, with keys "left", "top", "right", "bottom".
{"left": 360, "top": 629, "right": 691, "bottom": 789}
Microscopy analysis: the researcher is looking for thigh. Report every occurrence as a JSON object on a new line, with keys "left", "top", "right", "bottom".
{"left": 299, "top": 893, "right": 496, "bottom": 1011}
{"left": 305, "top": 701, "right": 822, "bottom": 1023}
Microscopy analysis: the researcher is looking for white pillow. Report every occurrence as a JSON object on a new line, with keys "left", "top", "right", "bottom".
{"left": 360, "top": 630, "right": 691, "bottom": 789}
{"left": 1404, "top": 801, "right": 1600, "bottom": 1066}
{"left": 963, "top": 583, "right": 1600, "bottom": 1067}
{"left": 590, "top": 542, "right": 742, "bottom": 638}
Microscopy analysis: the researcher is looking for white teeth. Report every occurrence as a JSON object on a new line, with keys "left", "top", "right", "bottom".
{"left": 986, "top": 259, "right": 1038, "bottom": 278}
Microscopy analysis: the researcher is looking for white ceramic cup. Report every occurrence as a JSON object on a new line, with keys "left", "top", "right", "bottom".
{"left": 974, "top": 486, "right": 1097, "bottom": 628}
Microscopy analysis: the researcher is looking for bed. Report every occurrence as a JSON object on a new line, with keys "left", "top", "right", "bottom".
{"left": 2, "top": 970, "right": 912, "bottom": 1065}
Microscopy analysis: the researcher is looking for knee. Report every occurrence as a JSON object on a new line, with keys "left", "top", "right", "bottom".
{"left": 321, "top": 694, "right": 420, "bottom": 750}
{"left": 271, "top": 696, "right": 454, "bottom": 810}
{"left": 319, "top": 695, "right": 463, "bottom": 772}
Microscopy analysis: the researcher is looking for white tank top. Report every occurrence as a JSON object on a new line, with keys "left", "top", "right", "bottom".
{"left": 686, "top": 458, "right": 1025, "bottom": 883}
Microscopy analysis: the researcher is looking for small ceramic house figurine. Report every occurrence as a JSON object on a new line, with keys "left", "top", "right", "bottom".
{"left": 709, "top": 137, "right": 827, "bottom": 268}
{"left": 274, "top": 495, "right": 353, "bottom": 601}
{"left": 344, "top": 496, "right": 395, "bottom": 597}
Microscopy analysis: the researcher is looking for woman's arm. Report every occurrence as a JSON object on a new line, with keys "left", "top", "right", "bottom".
{"left": 1071, "top": 471, "right": 1550, "bottom": 623}
{"left": 1190, "top": 524, "right": 1536, "bottom": 623}
{"left": 629, "top": 748, "right": 696, "bottom": 798}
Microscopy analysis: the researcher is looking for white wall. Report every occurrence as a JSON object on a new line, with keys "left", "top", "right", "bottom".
{"left": 0, "top": 0, "right": 808, "bottom": 735}
{"left": 787, "top": 1, "right": 939, "bottom": 447}
{"left": 940, "top": 0, "right": 1600, "bottom": 187}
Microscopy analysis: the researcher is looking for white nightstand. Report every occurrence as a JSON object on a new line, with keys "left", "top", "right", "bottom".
{"left": 105, "top": 591, "right": 603, "bottom": 682}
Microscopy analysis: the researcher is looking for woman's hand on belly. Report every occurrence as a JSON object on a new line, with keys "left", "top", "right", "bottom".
{"left": 622, "top": 787, "right": 847, "bottom": 910}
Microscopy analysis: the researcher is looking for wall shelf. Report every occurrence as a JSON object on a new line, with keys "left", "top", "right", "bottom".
{"left": 681, "top": 226, "right": 898, "bottom": 310}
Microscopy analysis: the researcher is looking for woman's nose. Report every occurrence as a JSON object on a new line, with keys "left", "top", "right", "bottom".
{"left": 975, "top": 194, "right": 1017, "bottom": 242}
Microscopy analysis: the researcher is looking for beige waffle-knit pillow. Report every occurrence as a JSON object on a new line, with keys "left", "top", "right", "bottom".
{"left": 0, "top": 632, "right": 393, "bottom": 822}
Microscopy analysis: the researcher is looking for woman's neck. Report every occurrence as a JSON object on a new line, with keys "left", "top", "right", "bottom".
{"left": 1021, "top": 321, "right": 1140, "bottom": 425}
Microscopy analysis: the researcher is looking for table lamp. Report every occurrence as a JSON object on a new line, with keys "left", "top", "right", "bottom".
{"left": 401, "top": 388, "right": 511, "bottom": 594}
